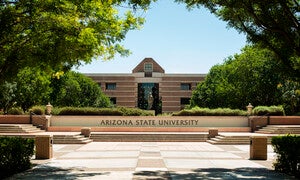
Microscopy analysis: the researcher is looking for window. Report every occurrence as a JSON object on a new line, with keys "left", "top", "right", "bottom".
{"left": 181, "top": 83, "right": 191, "bottom": 90}
{"left": 110, "top": 97, "right": 116, "bottom": 104}
{"left": 97, "top": 83, "right": 101, "bottom": 87}
{"left": 144, "top": 63, "right": 153, "bottom": 72}
{"left": 144, "top": 71, "right": 152, "bottom": 77}
{"left": 106, "top": 83, "right": 116, "bottom": 90}
{"left": 180, "top": 98, "right": 190, "bottom": 105}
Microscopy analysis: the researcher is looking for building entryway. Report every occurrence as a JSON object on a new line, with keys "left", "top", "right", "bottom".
{"left": 137, "top": 83, "right": 161, "bottom": 114}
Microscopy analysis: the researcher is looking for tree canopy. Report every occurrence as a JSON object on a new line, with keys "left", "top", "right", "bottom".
{"left": 50, "top": 71, "right": 111, "bottom": 108}
{"left": 0, "top": 70, "right": 111, "bottom": 113}
{"left": 176, "top": 0, "right": 300, "bottom": 77}
{"left": 190, "top": 46, "right": 289, "bottom": 110}
{"left": 0, "top": 0, "right": 154, "bottom": 82}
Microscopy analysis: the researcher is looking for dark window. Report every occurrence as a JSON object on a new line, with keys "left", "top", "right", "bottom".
{"left": 181, "top": 83, "right": 191, "bottom": 90}
{"left": 144, "top": 71, "right": 152, "bottom": 77}
{"left": 106, "top": 83, "right": 116, "bottom": 90}
{"left": 110, "top": 97, "right": 116, "bottom": 104}
{"left": 180, "top": 98, "right": 190, "bottom": 105}
{"left": 97, "top": 82, "right": 101, "bottom": 87}
{"left": 144, "top": 63, "right": 153, "bottom": 72}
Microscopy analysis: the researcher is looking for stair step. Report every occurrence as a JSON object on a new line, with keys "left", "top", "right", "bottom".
{"left": 0, "top": 124, "right": 44, "bottom": 133}
{"left": 53, "top": 134, "right": 92, "bottom": 144}
{"left": 90, "top": 133, "right": 208, "bottom": 142}
{"left": 255, "top": 125, "right": 300, "bottom": 134}
{"left": 207, "top": 135, "right": 272, "bottom": 145}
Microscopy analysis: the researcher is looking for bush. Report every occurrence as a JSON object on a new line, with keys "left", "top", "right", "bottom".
{"left": 173, "top": 107, "right": 247, "bottom": 116}
{"left": 117, "top": 107, "right": 154, "bottom": 116}
{"left": 57, "top": 107, "right": 123, "bottom": 116}
{"left": 53, "top": 107, "right": 154, "bottom": 116}
{"left": 7, "top": 107, "right": 24, "bottom": 115}
{"left": 30, "top": 106, "right": 45, "bottom": 115}
{"left": 253, "top": 105, "right": 285, "bottom": 116}
{"left": 0, "top": 137, "right": 35, "bottom": 179}
{"left": 271, "top": 135, "right": 300, "bottom": 178}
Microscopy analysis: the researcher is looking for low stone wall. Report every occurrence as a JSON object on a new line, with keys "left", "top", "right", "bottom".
{"left": 0, "top": 115, "right": 49, "bottom": 130}
{"left": 249, "top": 116, "right": 300, "bottom": 132}
{"left": 249, "top": 116, "right": 268, "bottom": 132}
{"left": 32, "top": 116, "right": 50, "bottom": 130}
{"left": 47, "top": 126, "right": 251, "bottom": 132}
{"left": 269, "top": 116, "right": 300, "bottom": 125}
{"left": 0, "top": 115, "right": 30, "bottom": 124}
{"left": 48, "top": 116, "right": 250, "bottom": 132}
{"left": 50, "top": 116, "right": 249, "bottom": 127}
{"left": 3, "top": 115, "right": 299, "bottom": 133}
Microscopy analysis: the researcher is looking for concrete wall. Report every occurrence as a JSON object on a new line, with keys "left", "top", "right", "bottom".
{"left": 249, "top": 116, "right": 300, "bottom": 132}
{"left": 50, "top": 116, "right": 249, "bottom": 127}
{"left": 0, "top": 115, "right": 30, "bottom": 124}
{"left": 0, "top": 115, "right": 49, "bottom": 130}
{"left": 269, "top": 116, "right": 300, "bottom": 124}
{"left": 48, "top": 116, "right": 249, "bottom": 132}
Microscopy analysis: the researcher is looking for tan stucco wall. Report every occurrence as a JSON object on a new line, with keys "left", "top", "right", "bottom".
{"left": 50, "top": 116, "right": 249, "bottom": 127}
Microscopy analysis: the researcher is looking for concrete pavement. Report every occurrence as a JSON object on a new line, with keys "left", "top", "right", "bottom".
{"left": 9, "top": 142, "right": 296, "bottom": 180}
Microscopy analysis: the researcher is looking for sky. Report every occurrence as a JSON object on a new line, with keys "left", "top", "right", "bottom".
{"left": 77, "top": 0, "right": 247, "bottom": 74}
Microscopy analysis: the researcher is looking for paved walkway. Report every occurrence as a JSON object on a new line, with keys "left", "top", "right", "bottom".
{"left": 9, "top": 142, "right": 296, "bottom": 180}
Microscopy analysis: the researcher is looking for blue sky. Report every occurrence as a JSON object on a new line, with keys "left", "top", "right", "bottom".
{"left": 77, "top": 0, "right": 247, "bottom": 74}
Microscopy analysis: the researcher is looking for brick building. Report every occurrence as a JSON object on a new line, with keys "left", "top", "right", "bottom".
{"left": 85, "top": 58, "right": 205, "bottom": 113}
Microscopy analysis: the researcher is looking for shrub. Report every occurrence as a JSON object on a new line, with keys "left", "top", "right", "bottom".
{"left": 173, "top": 107, "right": 247, "bottom": 116}
{"left": 30, "top": 106, "right": 45, "bottom": 115}
{"left": 117, "top": 107, "right": 154, "bottom": 116}
{"left": 0, "top": 137, "right": 35, "bottom": 179}
{"left": 7, "top": 107, "right": 24, "bottom": 115}
{"left": 57, "top": 107, "right": 123, "bottom": 116}
{"left": 53, "top": 107, "right": 154, "bottom": 116}
{"left": 253, "top": 105, "right": 285, "bottom": 116}
{"left": 271, "top": 134, "right": 300, "bottom": 178}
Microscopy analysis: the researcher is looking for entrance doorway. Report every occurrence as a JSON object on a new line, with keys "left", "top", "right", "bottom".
{"left": 138, "top": 83, "right": 161, "bottom": 114}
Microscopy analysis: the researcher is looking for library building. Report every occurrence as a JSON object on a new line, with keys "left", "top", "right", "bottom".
{"left": 86, "top": 58, "right": 205, "bottom": 113}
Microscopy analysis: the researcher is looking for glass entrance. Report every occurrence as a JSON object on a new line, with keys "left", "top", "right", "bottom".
{"left": 138, "top": 83, "right": 161, "bottom": 114}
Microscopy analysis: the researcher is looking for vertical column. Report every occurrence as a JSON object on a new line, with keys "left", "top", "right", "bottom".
{"left": 35, "top": 135, "right": 53, "bottom": 159}
{"left": 250, "top": 136, "right": 267, "bottom": 160}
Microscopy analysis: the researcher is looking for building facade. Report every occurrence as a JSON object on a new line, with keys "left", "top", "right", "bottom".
{"left": 85, "top": 58, "right": 205, "bottom": 113}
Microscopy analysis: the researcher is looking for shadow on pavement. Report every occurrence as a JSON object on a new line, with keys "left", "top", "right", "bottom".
{"left": 133, "top": 168, "right": 296, "bottom": 180}
{"left": 7, "top": 165, "right": 109, "bottom": 180}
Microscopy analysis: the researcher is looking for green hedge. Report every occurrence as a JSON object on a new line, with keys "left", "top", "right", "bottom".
{"left": 0, "top": 137, "right": 35, "bottom": 179}
{"left": 253, "top": 106, "right": 285, "bottom": 116}
{"left": 30, "top": 106, "right": 45, "bottom": 115}
{"left": 7, "top": 107, "right": 24, "bottom": 115}
{"left": 117, "top": 107, "right": 154, "bottom": 116}
{"left": 57, "top": 107, "right": 123, "bottom": 116}
{"left": 54, "top": 107, "right": 154, "bottom": 116}
{"left": 173, "top": 107, "right": 247, "bottom": 116}
{"left": 271, "top": 134, "right": 300, "bottom": 178}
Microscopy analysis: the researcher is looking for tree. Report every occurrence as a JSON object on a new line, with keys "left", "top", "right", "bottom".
{"left": 278, "top": 80, "right": 300, "bottom": 115}
{"left": 191, "top": 46, "right": 286, "bottom": 110}
{"left": 0, "top": 67, "right": 52, "bottom": 112}
{"left": 0, "top": 81, "right": 17, "bottom": 113}
{"left": 50, "top": 71, "right": 111, "bottom": 107}
{"left": 0, "top": 0, "right": 155, "bottom": 82}
{"left": 14, "top": 67, "right": 52, "bottom": 112}
{"left": 176, "top": 0, "right": 300, "bottom": 77}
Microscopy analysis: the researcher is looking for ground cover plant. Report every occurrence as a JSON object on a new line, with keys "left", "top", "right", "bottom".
{"left": 271, "top": 134, "right": 300, "bottom": 178}
{"left": 252, "top": 106, "right": 285, "bottom": 116}
{"left": 50, "top": 106, "right": 154, "bottom": 116}
{"left": 173, "top": 106, "right": 247, "bottom": 116}
{"left": 0, "top": 137, "right": 34, "bottom": 179}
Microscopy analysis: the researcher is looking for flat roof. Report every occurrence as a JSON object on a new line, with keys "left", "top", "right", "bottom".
{"left": 85, "top": 73, "right": 206, "bottom": 77}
